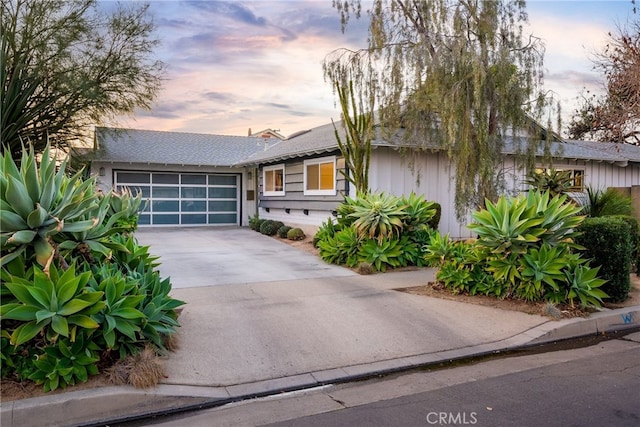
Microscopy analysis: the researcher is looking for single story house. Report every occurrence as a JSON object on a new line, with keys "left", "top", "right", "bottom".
{"left": 88, "top": 124, "right": 640, "bottom": 238}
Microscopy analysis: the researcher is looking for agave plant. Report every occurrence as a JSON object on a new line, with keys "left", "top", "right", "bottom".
{"left": 358, "top": 238, "right": 404, "bottom": 272}
{"left": 400, "top": 192, "right": 436, "bottom": 233}
{"left": 524, "top": 168, "right": 575, "bottom": 197}
{"left": 0, "top": 262, "right": 103, "bottom": 346}
{"left": 348, "top": 192, "right": 407, "bottom": 243}
{"left": 56, "top": 193, "right": 129, "bottom": 263}
{"left": 106, "top": 187, "right": 147, "bottom": 232}
{"left": 517, "top": 244, "right": 569, "bottom": 301}
{"left": 28, "top": 335, "right": 100, "bottom": 392}
{"left": 565, "top": 264, "right": 608, "bottom": 308}
{"left": 0, "top": 145, "right": 98, "bottom": 269}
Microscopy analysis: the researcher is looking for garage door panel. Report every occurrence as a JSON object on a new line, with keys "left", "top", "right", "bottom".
{"left": 209, "top": 175, "right": 236, "bottom": 185}
{"left": 208, "top": 187, "right": 236, "bottom": 198}
{"left": 182, "top": 201, "right": 206, "bottom": 211}
{"left": 181, "top": 187, "right": 206, "bottom": 198}
{"left": 115, "top": 171, "right": 239, "bottom": 226}
{"left": 209, "top": 213, "right": 237, "bottom": 224}
{"left": 182, "top": 214, "right": 207, "bottom": 224}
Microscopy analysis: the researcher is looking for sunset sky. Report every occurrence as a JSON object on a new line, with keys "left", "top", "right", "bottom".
{"left": 112, "top": 0, "right": 637, "bottom": 138}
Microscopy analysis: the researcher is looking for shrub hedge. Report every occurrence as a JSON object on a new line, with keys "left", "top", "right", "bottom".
{"left": 277, "top": 225, "right": 292, "bottom": 238}
{"left": 576, "top": 216, "right": 632, "bottom": 302}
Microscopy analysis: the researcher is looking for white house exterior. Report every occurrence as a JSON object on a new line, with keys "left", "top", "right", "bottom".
{"left": 87, "top": 124, "right": 640, "bottom": 238}
{"left": 238, "top": 122, "right": 640, "bottom": 238}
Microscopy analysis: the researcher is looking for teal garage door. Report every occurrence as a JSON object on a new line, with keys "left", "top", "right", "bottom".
{"left": 114, "top": 171, "right": 239, "bottom": 226}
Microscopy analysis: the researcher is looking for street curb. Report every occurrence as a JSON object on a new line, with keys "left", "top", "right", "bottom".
{"left": 2, "top": 306, "right": 638, "bottom": 427}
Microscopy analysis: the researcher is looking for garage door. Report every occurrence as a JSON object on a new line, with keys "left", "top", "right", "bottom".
{"left": 114, "top": 171, "right": 239, "bottom": 226}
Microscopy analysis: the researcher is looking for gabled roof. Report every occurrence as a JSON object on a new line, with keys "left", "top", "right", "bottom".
{"left": 238, "top": 122, "right": 340, "bottom": 165}
{"left": 237, "top": 121, "right": 640, "bottom": 167}
{"left": 563, "top": 140, "right": 640, "bottom": 163}
{"left": 90, "top": 127, "right": 272, "bottom": 167}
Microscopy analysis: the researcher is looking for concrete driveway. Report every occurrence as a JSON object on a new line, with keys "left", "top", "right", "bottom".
{"left": 135, "top": 227, "right": 357, "bottom": 288}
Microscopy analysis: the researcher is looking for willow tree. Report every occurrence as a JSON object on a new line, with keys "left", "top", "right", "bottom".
{"left": 324, "top": 0, "right": 557, "bottom": 220}
{"left": 1, "top": 0, "right": 164, "bottom": 159}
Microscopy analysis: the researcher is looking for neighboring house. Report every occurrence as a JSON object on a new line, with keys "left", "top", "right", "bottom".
{"left": 88, "top": 127, "right": 274, "bottom": 227}
{"left": 87, "top": 124, "right": 640, "bottom": 238}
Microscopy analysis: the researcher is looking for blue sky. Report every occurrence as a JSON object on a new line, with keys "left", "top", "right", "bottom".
{"left": 111, "top": 0, "right": 637, "bottom": 137}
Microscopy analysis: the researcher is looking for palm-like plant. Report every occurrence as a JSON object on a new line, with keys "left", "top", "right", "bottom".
{"left": 575, "top": 186, "right": 633, "bottom": 217}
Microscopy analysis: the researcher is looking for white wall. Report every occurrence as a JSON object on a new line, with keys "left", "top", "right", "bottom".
{"left": 369, "top": 147, "right": 640, "bottom": 239}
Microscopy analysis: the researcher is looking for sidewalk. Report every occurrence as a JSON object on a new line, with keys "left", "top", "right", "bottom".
{"left": 2, "top": 269, "right": 638, "bottom": 427}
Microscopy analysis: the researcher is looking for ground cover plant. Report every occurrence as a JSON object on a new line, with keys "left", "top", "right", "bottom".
{"left": 1, "top": 145, "right": 184, "bottom": 392}
{"left": 314, "top": 192, "right": 440, "bottom": 272}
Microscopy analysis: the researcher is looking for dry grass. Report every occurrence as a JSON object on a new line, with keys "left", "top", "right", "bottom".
{"left": 105, "top": 346, "right": 165, "bottom": 389}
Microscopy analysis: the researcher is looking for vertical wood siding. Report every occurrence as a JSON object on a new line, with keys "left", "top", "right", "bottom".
{"left": 369, "top": 147, "right": 640, "bottom": 239}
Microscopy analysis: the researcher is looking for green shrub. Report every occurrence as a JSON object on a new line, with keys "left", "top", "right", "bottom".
{"left": 610, "top": 215, "right": 639, "bottom": 269}
{"left": 576, "top": 217, "right": 632, "bottom": 302}
{"left": 260, "top": 220, "right": 280, "bottom": 235}
{"left": 287, "top": 228, "right": 306, "bottom": 241}
{"left": 277, "top": 225, "right": 292, "bottom": 238}
{"left": 427, "top": 203, "right": 441, "bottom": 230}
{"left": 248, "top": 214, "right": 261, "bottom": 231}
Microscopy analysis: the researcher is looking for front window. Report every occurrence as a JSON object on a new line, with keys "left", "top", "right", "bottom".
{"left": 263, "top": 164, "right": 285, "bottom": 196}
{"left": 304, "top": 156, "right": 336, "bottom": 196}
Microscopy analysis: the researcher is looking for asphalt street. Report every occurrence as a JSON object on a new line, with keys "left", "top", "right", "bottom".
{"left": 122, "top": 332, "right": 640, "bottom": 427}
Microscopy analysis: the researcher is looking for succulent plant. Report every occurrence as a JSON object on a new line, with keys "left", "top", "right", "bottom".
{"left": 1, "top": 145, "right": 98, "bottom": 270}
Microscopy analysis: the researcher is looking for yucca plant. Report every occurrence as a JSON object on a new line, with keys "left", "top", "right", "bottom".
{"left": 575, "top": 186, "right": 633, "bottom": 218}
{"left": 0, "top": 144, "right": 99, "bottom": 269}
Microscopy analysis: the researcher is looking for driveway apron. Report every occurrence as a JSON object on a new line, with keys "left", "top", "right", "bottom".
{"left": 134, "top": 228, "right": 548, "bottom": 389}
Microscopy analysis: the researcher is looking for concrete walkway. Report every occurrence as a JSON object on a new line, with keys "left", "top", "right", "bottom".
{"left": 2, "top": 228, "right": 639, "bottom": 427}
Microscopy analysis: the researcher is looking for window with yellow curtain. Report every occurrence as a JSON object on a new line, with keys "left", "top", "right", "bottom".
{"left": 304, "top": 156, "right": 336, "bottom": 195}
{"left": 263, "top": 164, "right": 285, "bottom": 195}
